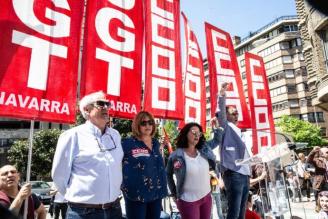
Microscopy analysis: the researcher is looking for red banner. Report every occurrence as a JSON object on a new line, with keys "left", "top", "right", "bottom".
{"left": 0, "top": 0, "right": 84, "bottom": 123}
{"left": 143, "top": 0, "right": 183, "bottom": 119}
{"left": 80, "top": 0, "right": 144, "bottom": 119}
{"left": 181, "top": 12, "right": 206, "bottom": 129}
{"left": 245, "top": 52, "right": 276, "bottom": 154}
{"left": 205, "top": 22, "right": 251, "bottom": 129}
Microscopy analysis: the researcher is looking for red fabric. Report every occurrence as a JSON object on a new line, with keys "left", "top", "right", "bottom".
{"left": 80, "top": 0, "right": 144, "bottom": 119}
{"left": 245, "top": 52, "right": 276, "bottom": 154}
{"left": 181, "top": 12, "right": 206, "bottom": 129}
{"left": 205, "top": 22, "right": 251, "bottom": 129}
{"left": 245, "top": 209, "right": 261, "bottom": 219}
{"left": 143, "top": 0, "right": 183, "bottom": 120}
{"left": 0, "top": 0, "right": 84, "bottom": 123}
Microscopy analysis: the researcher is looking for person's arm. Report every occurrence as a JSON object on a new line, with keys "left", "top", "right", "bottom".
{"left": 9, "top": 184, "right": 31, "bottom": 216}
{"left": 35, "top": 203, "right": 47, "bottom": 219}
{"left": 250, "top": 171, "right": 267, "bottom": 187}
{"left": 166, "top": 156, "right": 177, "bottom": 199}
{"left": 216, "top": 82, "right": 228, "bottom": 128}
{"left": 51, "top": 130, "right": 76, "bottom": 195}
{"left": 206, "top": 117, "right": 223, "bottom": 150}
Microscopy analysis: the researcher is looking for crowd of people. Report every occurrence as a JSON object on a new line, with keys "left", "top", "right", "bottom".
{"left": 1, "top": 85, "right": 328, "bottom": 219}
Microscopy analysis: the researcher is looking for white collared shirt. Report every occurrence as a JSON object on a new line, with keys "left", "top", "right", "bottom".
{"left": 228, "top": 122, "right": 251, "bottom": 176}
{"left": 51, "top": 121, "right": 123, "bottom": 204}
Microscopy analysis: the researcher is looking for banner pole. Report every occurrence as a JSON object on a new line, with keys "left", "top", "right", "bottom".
{"left": 23, "top": 120, "right": 34, "bottom": 219}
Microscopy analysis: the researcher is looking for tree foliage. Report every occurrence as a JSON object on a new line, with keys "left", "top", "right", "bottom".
{"left": 7, "top": 129, "right": 62, "bottom": 180}
{"left": 113, "top": 118, "right": 133, "bottom": 139}
{"left": 276, "top": 115, "right": 328, "bottom": 147}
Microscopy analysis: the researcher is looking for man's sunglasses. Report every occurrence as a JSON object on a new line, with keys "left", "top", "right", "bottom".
{"left": 93, "top": 100, "right": 110, "bottom": 109}
{"left": 140, "top": 120, "right": 155, "bottom": 126}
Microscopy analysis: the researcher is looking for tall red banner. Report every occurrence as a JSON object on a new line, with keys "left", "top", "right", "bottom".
{"left": 80, "top": 0, "right": 144, "bottom": 119}
{"left": 144, "top": 0, "right": 183, "bottom": 119}
{"left": 205, "top": 22, "right": 251, "bottom": 129}
{"left": 181, "top": 12, "right": 206, "bottom": 129}
{"left": 245, "top": 52, "right": 276, "bottom": 154}
{"left": 0, "top": 0, "right": 84, "bottom": 123}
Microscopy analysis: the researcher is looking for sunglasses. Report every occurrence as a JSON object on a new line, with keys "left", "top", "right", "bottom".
{"left": 230, "top": 112, "right": 239, "bottom": 116}
{"left": 93, "top": 100, "right": 110, "bottom": 109}
{"left": 140, "top": 120, "right": 155, "bottom": 126}
{"left": 190, "top": 129, "right": 203, "bottom": 137}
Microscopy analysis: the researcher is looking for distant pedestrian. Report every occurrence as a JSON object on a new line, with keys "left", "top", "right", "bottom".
{"left": 307, "top": 146, "right": 328, "bottom": 207}
{"left": 50, "top": 185, "right": 68, "bottom": 219}
{"left": 297, "top": 153, "right": 312, "bottom": 201}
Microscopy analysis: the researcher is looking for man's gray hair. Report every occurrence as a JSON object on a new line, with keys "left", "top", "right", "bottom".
{"left": 79, "top": 91, "right": 107, "bottom": 119}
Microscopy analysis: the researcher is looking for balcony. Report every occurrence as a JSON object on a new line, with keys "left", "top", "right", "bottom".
{"left": 317, "top": 74, "right": 328, "bottom": 110}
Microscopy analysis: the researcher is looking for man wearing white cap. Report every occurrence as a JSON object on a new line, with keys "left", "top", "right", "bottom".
{"left": 52, "top": 91, "right": 123, "bottom": 219}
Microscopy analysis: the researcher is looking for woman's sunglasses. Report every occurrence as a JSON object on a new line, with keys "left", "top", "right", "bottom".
{"left": 140, "top": 120, "right": 155, "bottom": 126}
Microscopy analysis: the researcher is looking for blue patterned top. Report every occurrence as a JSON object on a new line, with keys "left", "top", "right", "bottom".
{"left": 121, "top": 137, "right": 168, "bottom": 202}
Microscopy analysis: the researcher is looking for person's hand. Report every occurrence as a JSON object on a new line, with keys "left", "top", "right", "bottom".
{"left": 259, "top": 170, "right": 267, "bottom": 180}
{"left": 17, "top": 183, "right": 31, "bottom": 201}
{"left": 219, "top": 82, "right": 229, "bottom": 96}
{"left": 313, "top": 146, "right": 321, "bottom": 152}
{"left": 210, "top": 117, "right": 219, "bottom": 128}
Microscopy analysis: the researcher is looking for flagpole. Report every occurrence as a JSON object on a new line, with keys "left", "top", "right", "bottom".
{"left": 23, "top": 120, "right": 34, "bottom": 219}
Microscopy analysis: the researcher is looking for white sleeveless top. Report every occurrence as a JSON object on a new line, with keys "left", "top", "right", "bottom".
{"left": 180, "top": 151, "right": 211, "bottom": 202}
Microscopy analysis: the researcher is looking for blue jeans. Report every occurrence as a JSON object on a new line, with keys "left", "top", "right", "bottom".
{"left": 223, "top": 170, "right": 249, "bottom": 219}
{"left": 211, "top": 192, "right": 224, "bottom": 219}
{"left": 66, "top": 202, "right": 122, "bottom": 219}
{"left": 124, "top": 197, "right": 162, "bottom": 219}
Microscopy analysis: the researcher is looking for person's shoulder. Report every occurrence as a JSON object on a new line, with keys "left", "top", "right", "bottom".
{"left": 122, "top": 137, "right": 135, "bottom": 145}
{"left": 108, "top": 127, "right": 121, "bottom": 137}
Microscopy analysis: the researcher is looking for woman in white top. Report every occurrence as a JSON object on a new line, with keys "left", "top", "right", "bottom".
{"left": 166, "top": 121, "right": 222, "bottom": 219}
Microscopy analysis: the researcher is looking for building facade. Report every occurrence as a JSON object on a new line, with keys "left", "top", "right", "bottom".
{"left": 295, "top": 0, "right": 328, "bottom": 110}
{"left": 205, "top": 16, "right": 327, "bottom": 136}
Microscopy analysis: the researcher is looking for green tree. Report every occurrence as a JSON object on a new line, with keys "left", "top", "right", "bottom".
{"left": 7, "top": 129, "right": 62, "bottom": 180}
{"left": 113, "top": 118, "right": 133, "bottom": 139}
{"left": 276, "top": 115, "right": 328, "bottom": 147}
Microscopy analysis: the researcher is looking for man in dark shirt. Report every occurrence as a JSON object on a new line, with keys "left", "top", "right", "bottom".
{"left": 0, "top": 165, "right": 46, "bottom": 219}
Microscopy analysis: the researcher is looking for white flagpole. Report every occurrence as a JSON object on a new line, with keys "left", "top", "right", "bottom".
{"left": 23, "top": 120, "right": 34, "bottom": 219}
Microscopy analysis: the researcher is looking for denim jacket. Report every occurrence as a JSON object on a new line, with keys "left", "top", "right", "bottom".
{"left": 166, "top": 128, "right": 223, "bottom": 199}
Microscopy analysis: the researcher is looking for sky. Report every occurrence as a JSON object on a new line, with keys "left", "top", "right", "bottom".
{"left": 180, "top": 0, "right": 297, "bottom": 55}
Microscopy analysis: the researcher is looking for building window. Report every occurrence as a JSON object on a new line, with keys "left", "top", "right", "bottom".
{"left": 316, "top": 112, "right": 325, "bottom": 122}
{"left": 320, "top": 128, "right": 327, "bottom": 137}
{"left": 289, "top": 99, "right": 299, "bottom": 108}
{"left": 287, "top": 85, "right": 296, "bottom": 93}
{"left": 240, "top": 59, "right": 245, "bottom": 67}
{"left": 321, "top": 30, "right": 328, "bottom": 72}
{"left": 280, "top": 41, "right": 290, "bottom": 50}
{"left": 282, "top": 56, "right": 292, "bottom": 64}
{"left": 285, "top": 69, "right": 294, "bottom": 78}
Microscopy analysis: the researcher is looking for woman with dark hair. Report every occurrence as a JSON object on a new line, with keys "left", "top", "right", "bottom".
{"left": 121, "top": 111, "right": 168, "bottom": 219}
{"left": 166, "top": 120, "right": 223, "bottom": 219}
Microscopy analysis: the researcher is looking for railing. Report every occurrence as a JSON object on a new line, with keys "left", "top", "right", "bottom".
{"left": 240, "top": 15, "right": 299, "bottom": 43}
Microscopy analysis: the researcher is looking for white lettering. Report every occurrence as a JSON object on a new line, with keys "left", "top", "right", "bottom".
{"left": 96, "top": 48, "right": 133, "bottom": 96}
{"left": 108, "top": 0, "right": 135, "bottom": 10}
{"left": 18, "top": 95, "right": 30, "bottom": 108}
{"left": 152, "top": 78, "right": 175, "bottom": 110}
{"left": 5, "top": 94, "right": 17, "bottom": 106}
{"left": 12, "top": 31, "right": 67, "bottom": 90}
{"left": 40, "top": 99, "right": 51, "bottom": 112}
{"left": 12, "top": 0, "right": 71, "bottom": 37}
{"left": 151, "top": 13, "right": 174, "bottom": 48}
{"left": 95, "top": 8, "right": 135, "bottom": 52}
{"left": 151, "top": 0, "right": 173, "bottom": 20}
{"left": 152, "top": 45, "right": 175, "bottom": 79}
{"left": 0, "top": 92, "right": 70, "bottom": 114}
{"left": 28, "top": 97, "right": 39, "bottom": 110}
